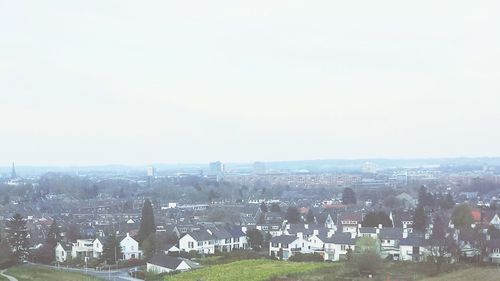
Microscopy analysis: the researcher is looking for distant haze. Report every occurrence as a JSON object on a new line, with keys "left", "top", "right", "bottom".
{"left": 1, "top": 1, "right": 500, "bottom": 166}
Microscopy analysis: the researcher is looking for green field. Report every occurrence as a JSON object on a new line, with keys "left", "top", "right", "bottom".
{"left": 165, "top": 259, "right": 334, "bottom": 281}
{"left": 420, "top": 267, "right": 500, "bottom": 281}
{"left": 5, "top": 266, "right": 102, "bottom": 281}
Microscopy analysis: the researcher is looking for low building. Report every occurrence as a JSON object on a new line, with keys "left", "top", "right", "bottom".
{"left": 147, "top": 254, "right": 197, "bottom": 273}
{"left": 55, "top": 243, "right": 72, "bottom": 262}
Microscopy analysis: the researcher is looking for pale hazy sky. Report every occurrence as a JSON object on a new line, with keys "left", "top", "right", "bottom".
{"left": 1, "top": 1, "right": 500, "bottom": 166}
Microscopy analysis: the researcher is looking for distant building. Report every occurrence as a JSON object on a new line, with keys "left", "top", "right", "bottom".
{"left": 11, "top": 162, "right": 17, "bottom": 179}
{"left": 209, "top": 161, "right": 224, "bottom": 175}
{"left": 147, "top": 166, "right": 156, "bottom": 177}
{"left": 362, "top": 162, "right": 377, "bottom": 174}
{"left": 253, "top": 162, "right": 267, "bottom": 174}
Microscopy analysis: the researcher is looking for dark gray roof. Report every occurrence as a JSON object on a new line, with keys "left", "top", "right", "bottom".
{"left": 486, "top": 239, "right": 500, "bottom": 249}
{"left": 324, "top": 233, "right": 356, "bottom": 245}
{"left": 148, "top": 254, "right": 184, "bottom": 269}
{"left": 186, "top": 230, "right": 214, "bottom": 241}
{"left": 224, "top": 226, "right": 245, "bottom": 238}
{"left": 359, "top": 227, "right": 377, "bottom": 234}
{"left": 400, "top": 237, "right": 427, "bottom": 247}
{"left": 271, "top": 235, "right": 298, "bottom": 244}
{"left": 379, "top": 228, "right": 403, "bottom": 239}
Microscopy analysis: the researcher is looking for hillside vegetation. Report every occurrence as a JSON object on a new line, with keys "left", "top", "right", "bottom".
{"left": 166, "top": 259, "right": 333, "bottom": 281}
{"left": 420, "top": 267, "right": 500, "bottom": 281}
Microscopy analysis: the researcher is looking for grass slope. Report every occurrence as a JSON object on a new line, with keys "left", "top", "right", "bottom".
{"left": 420, "top": 267, "right": 500, "bottom": 281}
{"left": 6, "top": 266, "right": 102, "bottom": 281}
{"left": 166, "top": 259, "right": 332, "bottom": 281}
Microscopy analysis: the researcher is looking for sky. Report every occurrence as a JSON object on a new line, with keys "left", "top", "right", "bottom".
{"left": 1, "top": 1, "right": 500, "bottom": 166}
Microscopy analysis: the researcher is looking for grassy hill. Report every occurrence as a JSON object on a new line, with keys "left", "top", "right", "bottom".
{"left": 420, "top": 267, "right": 500, "bottom": 281}
{"left": 165, "top": 259, "right": 334, "bottom": 281}
{"left": 5, "top": 266, "right": 102, "bottom": 281}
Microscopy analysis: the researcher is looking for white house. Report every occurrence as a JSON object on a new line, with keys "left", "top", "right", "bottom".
{"left": 323, "top": 233, "right": 356, "bottom": 261}
{"left": 71, "top": 239, "right": 94, "bottom": 259}
{"left": 269, "top": 234, "right": 313, "bottom": 260}
{"left": 399, "top": 237, "right": 428, "bottom": 262}
{"left": 55, "top": 243, "right": 72, "bottom": 262}
{"left": 147, "top": 254, "right": 197, "bottom": 273}
{"left": 120, "top": 233, "right": 142, "bottom": 260}
{"left": 379, "top": 228, "right": 404, "bottom": 260}
{"left": 179, "top": 226, "right": 247, "bottom": 254}
{"left": 490, "top": 214, "right": 500, "bottom": 230}
{"left": 92, "top": 237, "right": 105, "bottom": 259}
{"left": 486, "top": 239, "right": 500, "bottom": 264}
{"left": 179, "top": 230, "right": 215, "bottom": 254}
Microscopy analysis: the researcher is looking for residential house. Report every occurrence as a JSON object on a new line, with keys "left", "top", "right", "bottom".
{"left": 269, "top": 234, "right": 312, "bottom": 260}
{"left": 92, "top": 237, "right": 106, "bottom": 259}
{"left": 120, "top": 233, "right": 142, "bottom": 260}
{"left": 485, "top": 239, "right": 500, "bottom": 264}
{"left": 55, "top": 243, "right": 72, "bottom": 262}
{"left": 323, "top": 233, "right": 356, "bottom": 261}
{"left": 147, "top": 254, "right": 198, "bottom": 273}
{"left": 399, "top": 237, "right": 428, "bottom": 262}
{"left": 179, "top": 229, "right": 215, "bottom": 254}
{"left": 71, "top": 239, "right": 94, "bottom": 259}
{"left": 379, "top": 228, "right": 404, "bottom": 260}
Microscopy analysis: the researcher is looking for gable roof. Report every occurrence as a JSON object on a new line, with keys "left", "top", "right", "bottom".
{"left": 271, "top": 235, "right": 298, "bottom": 244}
{"left": 148, "top": 254, "right": 186, "bottom": 270}
{"left": 379, "top": 228, "right": 403, "bottom": 239}
{"left": 324, "top": 233, "right": 356, "bottom": 245}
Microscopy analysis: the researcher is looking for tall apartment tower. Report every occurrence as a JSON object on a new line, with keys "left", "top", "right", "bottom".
{"left": 11, "top": 162, "right": 17, "bottom": 179}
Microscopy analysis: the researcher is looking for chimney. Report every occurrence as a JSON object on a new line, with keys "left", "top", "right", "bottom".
{"left": 297, "top": 232, "right": 303, "bottom": 239}
{"left": 403, "top": 228, "right": 408, "bottom": 239}
{"left": 313, "top": 229, "right": 319, "bottom": 236}
{"left": 378, "top": 224, "right": 382, "bottom": 229}
{"left": 304, "top": 224, "right": 309, "bottom": 229}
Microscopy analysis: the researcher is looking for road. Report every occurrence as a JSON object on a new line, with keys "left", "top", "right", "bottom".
{"left": 0, "top": 269, "right": 18, "bottom": 281}
{"left": 27, "top": 263, "right": 142, "bottom": 281}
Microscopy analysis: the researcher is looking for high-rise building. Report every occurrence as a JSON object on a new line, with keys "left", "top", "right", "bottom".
{"left": 11, "top": 162, "right": 17, "bottom": 179}
{"left": 147, "top": 166, "right": 156, "bottom": 177}
{"left": 209, "top": 161, "right": 224, "bottom": 175}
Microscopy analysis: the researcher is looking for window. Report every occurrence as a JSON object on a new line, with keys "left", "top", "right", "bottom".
{"left": 188, "top": 242, "right": 194, "bottom": 248}
{"left": 272, "top": 243, "right": 279, "bottom": 247}
{"left": 234, "top": 237, "right": 240, "bottom": 242}
{"left": 341, "top": 245, "right": 346, "bottom": 251}
{"left": 283, "top": 243, "right": 289, "bottom": 249}
{"left": 198, "top": 242, "right": 203, "bottom": 246}
{"left": 225, "top": 238, "right": 231, "bottom": 244}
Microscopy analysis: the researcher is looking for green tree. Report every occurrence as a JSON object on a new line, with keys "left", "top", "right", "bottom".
{"left": 260, "top": 202, "right": 268, "bottom": 213}
{"left": 0, "top": 238, "right": 13, "bottom": 265}
{"left": 306, "top": 209, "right": 315, "bottom": 224}
{"left": 451, "top": 203, "right": 473, "bottom": 230}
{"left": 342, "top": 188, "right": 357, "bottom": 205}
{"left": 246, "top": 229, "right": 264, "bottom": 251}
{"left": 137, "top": 199, "right": 156, "bottom": 243}
{"left": 286, "top": 207, "right": 301, "bottom": 224}
{"left": 142, "top": 233, "right": 156, "bottom": 259}
{"left": 6, "top": 213, "right": 29, "bottom": 262}
{"left": 362, "top": 211, "right": 392, "bottom": 227}
{"left": 413, "top": 205, "right": 427, "bottom": 233}
{"left": 353, "top": 237, "right": 381, "bottom": 274}
{"left": 47, "top": 219, "right": 62, "bottom": 248}
{"left": 270, "top": 203, "right": 281, "bottom": 213}
{"left": 101, "top": 234, "right": 122, "bottom": 264}
{"left": 441, "top": 193, "right": 455, "bottom": 210}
